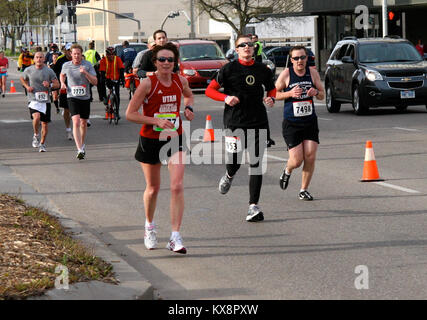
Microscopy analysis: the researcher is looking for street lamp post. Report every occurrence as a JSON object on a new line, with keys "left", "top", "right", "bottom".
{"left": 382, "top": 0, "right": 388, "bottom": 37}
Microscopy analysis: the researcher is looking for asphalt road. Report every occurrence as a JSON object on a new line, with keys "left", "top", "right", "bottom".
{"left": 1, "top": 61, "right": 426, "bottom": 299}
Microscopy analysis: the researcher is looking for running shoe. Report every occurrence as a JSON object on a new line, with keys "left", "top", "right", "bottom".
{"left": 267, "top": 138, "right": 275, "bottom": 148}
{"left": 299, "top": 190, "right": 314, "bottom": 201}
{"left": 246, "top": 204, "right": 264, "bottom": 222}
{"left": 38, "top": 143, "right": 46, "bottom": 152}
{"left": 219, "top": 173, "right": 233, "bottom": 194}
{"left": 67, "top": 131, "right": 73, "bottom": 141}
{"left": 76, "top": 151, "right": 85, "bottom": 160}
{"left": 279, "top": 169, "right": 291, "bottom": 190}
{"left": 32, "top": 135, "right": 40, "bottom": 148}
{"left": 56, "top": 106, "right": 60, "bottom": 114}
{"left": 1, "top": 93, "right": 4, "bottom": 98}
{"left": 144, "top": 226, "right": 158, "bottom": 250}
{"left": 87, "top": 119, "right": 91, "bottom": 127}
{"left": 166, "top": 235, "right": 187, "bottom": 254}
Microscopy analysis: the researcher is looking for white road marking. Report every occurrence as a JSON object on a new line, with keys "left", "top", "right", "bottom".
{"left": 0, "top": 119, "right": 31, "bottom": 123}
{"left": 392, "top": 127, "right": 420, "bottom": 132}
{"left": 374, "top": 181, "right": 421, "bottom": 194}
{"left": 266, "top": 154, "right": 287, "bottom": 162}
{"left": 318, "top": 117, "right": 333, "bottom": 121}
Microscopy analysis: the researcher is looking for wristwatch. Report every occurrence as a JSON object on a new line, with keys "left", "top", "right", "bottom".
{"left": 185, "top": 106, "right": 193, "bottom": 112}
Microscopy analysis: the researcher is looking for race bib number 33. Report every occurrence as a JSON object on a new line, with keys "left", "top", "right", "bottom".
{"left": 225, "top": 136, "right": 242, "bottom": 153}
{"left": 153, "top": 113, "right": 180, "bottom": 131}
{"left": 71, "top": 85, "right": 87, "bottom": 97}
{"left": 293, "top": 100, "right": 313, "bottom": 117}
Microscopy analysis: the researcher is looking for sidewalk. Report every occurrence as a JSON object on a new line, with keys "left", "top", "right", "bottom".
{"left": 0, "top": 163, "right": 153, "bottom": 300}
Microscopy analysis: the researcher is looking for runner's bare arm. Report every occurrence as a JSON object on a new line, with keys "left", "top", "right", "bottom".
{"left": 60, "top": 73, "right": 67, "bottom": 91}
{"left": 19, "top": 76, "right": 33, "bottom": 92}
{"left": 274, "top": 69, "right": 291, "bottom": 100}
{"left": 309, "top": 68, "right": 325, "bottom": 100}
{"left": 179, "top": 75, "right": 194, "bottom": 121}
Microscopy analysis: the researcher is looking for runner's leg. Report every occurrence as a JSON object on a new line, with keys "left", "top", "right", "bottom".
{"left": 141, "top": 162, "right": 162, "bottom": 224}
{"left": 301, "top": 140, "right": 318, "bottom": 190}
{"left": 168, "top": 151, "right": 186, "bottom": 232}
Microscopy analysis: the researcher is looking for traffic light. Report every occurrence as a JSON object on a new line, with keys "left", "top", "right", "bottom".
{"left": 388, "top": 11, "right": 401, "bottom": 36}
{"left": 168, "top": 11, "right": 180, "bottom": 18}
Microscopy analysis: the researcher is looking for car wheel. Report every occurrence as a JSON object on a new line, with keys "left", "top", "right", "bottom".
{"left": 353, "top": 85, "right": 368, "bottom": 115}
{"left": 325, "top": 84, "right": 341, "bottom": 113}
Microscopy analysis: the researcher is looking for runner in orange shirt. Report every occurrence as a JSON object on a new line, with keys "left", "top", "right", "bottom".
{"left": 99, "top": 47, "right": 125, "bottom": 118}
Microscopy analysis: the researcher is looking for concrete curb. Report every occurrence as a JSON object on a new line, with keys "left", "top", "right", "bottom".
{"left": 0, "top": 164, "right": 154, "bottom": 300}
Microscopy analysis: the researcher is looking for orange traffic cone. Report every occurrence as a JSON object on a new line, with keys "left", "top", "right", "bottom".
{"left": 361, "top": 140, "right": 384, "bottom": 182}
{"left": 203, "top": 115, "right": 215, "bottom": 142}
{"left": 9, "top": 80, "right": 16, "bottom": 93}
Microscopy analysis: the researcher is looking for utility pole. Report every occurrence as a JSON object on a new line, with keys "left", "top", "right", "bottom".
{"left": 103, "top": 0, "right": 107, "bottom": 51}
{"left": 190, "top": 0, "right": 195, "bottom": 39}
{"left": 57, "top": 0, "right": 62, "bottom": 46}
{"left": 382, "top": 0, "right": 388, "bottom": 37}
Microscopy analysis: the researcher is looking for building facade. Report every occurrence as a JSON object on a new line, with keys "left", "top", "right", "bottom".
{"left": 75, "top": 0, "right": 228, "bottom": 52}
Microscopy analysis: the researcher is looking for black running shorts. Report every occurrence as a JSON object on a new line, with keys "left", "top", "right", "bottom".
{"left": 282, "top": 118, "right": 319, "bottom": 150}
{"left": 29, "top": 103, "right": 51, "bottom": 123}
{"left": 68, "top": 98, "right": 91, "bottom": 119}
{"left": 135, "top": 134, "right": 187, "bottom": 165}
{"left": 59, "top": 93, "right": 69, "bottom": 109}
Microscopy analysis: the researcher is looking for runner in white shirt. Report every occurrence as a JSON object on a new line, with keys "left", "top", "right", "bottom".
{"left": 60, "top": 44, "right": 97, "bottom": 160}
{"left": 20, "top": 51, "right": 59, "bottom": 152}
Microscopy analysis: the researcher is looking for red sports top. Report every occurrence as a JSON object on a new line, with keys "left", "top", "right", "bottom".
{"left": 139, "top": 73, "right": 184, "bottom": 139}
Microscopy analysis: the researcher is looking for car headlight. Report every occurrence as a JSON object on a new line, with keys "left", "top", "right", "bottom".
{"left": 183, "top": 69, "right": 196, "bottom": 76}
{"left": 365, "top": 69, "right": 383, "bottom": 81}
{"left": 266, "top": 62, "right": 275, "bottom": 70}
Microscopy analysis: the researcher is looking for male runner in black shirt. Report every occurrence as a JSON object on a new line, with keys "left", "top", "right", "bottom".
{"left": 205, "top": 34, "right": 276, "bottom": 222}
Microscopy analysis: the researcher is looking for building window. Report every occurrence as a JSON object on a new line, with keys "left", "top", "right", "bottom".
{"left": 94, "top": 12, "right": 103, "bottom": 25}
{"left": 77, "top": 13, "right": 90, "bottom": 27}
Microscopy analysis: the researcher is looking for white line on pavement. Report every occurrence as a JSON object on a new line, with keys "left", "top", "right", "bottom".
{"left": 0, "top": 119, "right": 31, "bottom": 123}
{"left": 392, "top": 127, "right": 421, "bottom": 132}
{"left": 318, "top": 117, "right": 333, "bottom": 121}
{"left": 266, "top": 154, "right": 287, "bottom": 162}
{"left": 374, "top": 181, "right": 421, "bottom": 194}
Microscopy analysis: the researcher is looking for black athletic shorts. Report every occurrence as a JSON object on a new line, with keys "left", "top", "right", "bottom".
{"left": 59, "top": 93, "right": 68, "bottom": 109}
{"left": 68, "top": 98, "right": 91, "bottom": 119}
{"left": 29, "top": 103, "right": 51, "bottom": 123}
{"left": 135, "top": 134, "right": 187, "bottom": 165}
{"left": 282, "top": 118, "right": 319, "bottom": 150}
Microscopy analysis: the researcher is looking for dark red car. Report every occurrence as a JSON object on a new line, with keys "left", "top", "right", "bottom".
{"left": 173, "top": 39, "right": 229, "bottom": 89}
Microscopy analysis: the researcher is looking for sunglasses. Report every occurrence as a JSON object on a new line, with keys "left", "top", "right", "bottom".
{"left": 291, "top": 55, "right": 307, "bottom": 61}
{"left": 156, "top": 56, "right": 174, "bottom": 63}
{"left": 236, "top": 42, "right": 254, "bottom": 48}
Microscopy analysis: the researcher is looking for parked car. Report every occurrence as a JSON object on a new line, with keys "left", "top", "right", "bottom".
{"left": 225, "top": 51, "right": 276, "bottom": 79}
{"left": 324, "top": 36, "right": 427, "bottom": 115}
{"left": 264, "top": 46, "right": 315, "bottom": 68}
{"left": 113, "top": 42, "right": 147, "bottom": 57}
{"left": 173, "top": 39, "right": 228, "bottom": 89}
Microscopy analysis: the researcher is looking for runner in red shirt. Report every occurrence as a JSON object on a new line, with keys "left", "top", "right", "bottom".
{"left": 0, "top": 50, "right": 9, "bottom": 97}
{"left": 126, "top": 43, "right": 194, "bottom": 254}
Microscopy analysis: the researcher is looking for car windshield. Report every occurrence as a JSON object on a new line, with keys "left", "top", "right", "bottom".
{"left": 179, "top": 44, "right": 225, "bottom": 61}
{"left": 358, "top": 42, "right": 422, "bottom": 63}
{"left": 115, "top": 44, "right": 147, "bottom": 57}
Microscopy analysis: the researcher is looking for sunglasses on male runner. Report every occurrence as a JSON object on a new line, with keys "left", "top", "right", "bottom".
{"left": 291, "top": 55, "right": 307, "bottom": 61}
{"left": 236, "top": 42, "right": 255, "bottom": 48}
{"left": 156, "top": 56, "right": 174, "bottom": 63}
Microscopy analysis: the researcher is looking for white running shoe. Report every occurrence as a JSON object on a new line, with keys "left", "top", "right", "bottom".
{"left": 32, "top": 135, "right": 40, "bottom": 148}
{"left": 166, "top": 235, "right": 187, "bottom": 254}
{"left": 67, "top": 131, "right": 73, "bottom": 141}
{"left": 144, "top": 226, "right": 158, "bottom": 250}
{"left": 38, "top": 143, "right": 46, "bottom": 152}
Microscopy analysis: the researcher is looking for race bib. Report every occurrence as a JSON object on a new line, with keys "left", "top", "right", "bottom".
{"left": 225, "top": 136, "right": 242, "bottom": 153}
{"left": 35, "top": 91, "right": 49, "bottom": 102}
{"left": 153, "top": 113, "right": 180, "bottom": 131}
{"left": 71, "top": 85, "right": 87, "bottom": 97}
{"left": 293, "top": 100, "right": 313, "bottom": 117}
{"left": 0, "top": 66, "right": 6, "bottom": 73}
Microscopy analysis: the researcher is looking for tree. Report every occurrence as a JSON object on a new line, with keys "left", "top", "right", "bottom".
{"left": 0, "top": 0, "right": 57, "bottom": 53}
{"left": 197, "top": 0, "right": 302, "bottom": 35}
